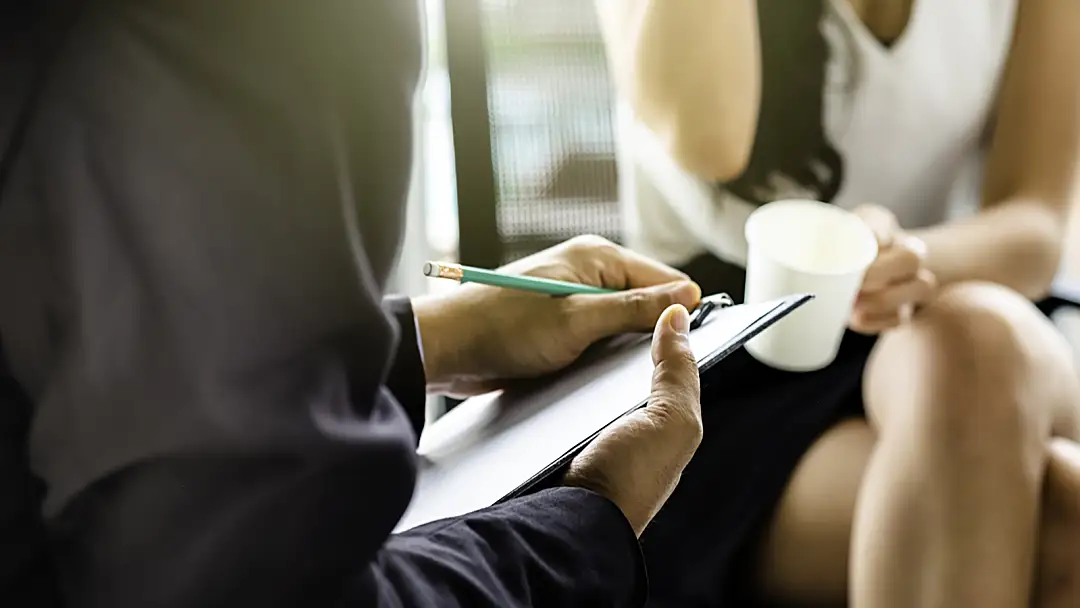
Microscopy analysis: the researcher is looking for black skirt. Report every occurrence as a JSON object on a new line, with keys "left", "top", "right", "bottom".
{"left": 639, "top": 254, "right": 876, "bottom": 606}
{"left": 638, "top": 254, "right": 1073, "bottom": 606}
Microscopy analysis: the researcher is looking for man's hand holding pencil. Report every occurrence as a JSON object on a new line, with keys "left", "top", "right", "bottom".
{"left": 412, "top": 234, "right": 704, "bottom": 537}
{"left": 414, "top": 234, "right": 701, "bottom": 395}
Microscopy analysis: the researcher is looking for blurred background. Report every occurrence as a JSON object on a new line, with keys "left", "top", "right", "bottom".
{"left": 393, "top": 0, "right": 620, "bottom": 295}
{"left": 394, "top": 0, "right": 1080, "bottom": 356}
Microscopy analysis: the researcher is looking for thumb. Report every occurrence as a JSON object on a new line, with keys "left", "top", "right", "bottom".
{"left": 571, "top": 280, "right": 701, "bottom": 342}
{"left": 647, "top": 305, "right": 702, "bottom": 435}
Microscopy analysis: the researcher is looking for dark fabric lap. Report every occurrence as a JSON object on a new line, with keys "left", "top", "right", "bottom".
{"left": 640, "top": 331, "right": 876, "bottom": 607}
{"left": 638, "top": 253, "right": 877, "bottom": 606}
{"left": 644, "top": 253, "right": 1066, "bottom": 606}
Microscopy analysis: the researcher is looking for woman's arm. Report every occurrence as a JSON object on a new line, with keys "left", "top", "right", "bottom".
{"left": 594, "top": 0, "right": 760, "bottom": 181}
{"left": 914, "top": 0, "right": 1080, "bottom": 300}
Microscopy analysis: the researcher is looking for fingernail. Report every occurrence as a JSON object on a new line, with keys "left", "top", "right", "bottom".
{"left": 669, "top": 305, "right": 690, "bottom": 335}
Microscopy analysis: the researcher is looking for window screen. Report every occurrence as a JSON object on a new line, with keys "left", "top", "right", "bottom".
{"left": 480, "top": 0, "right": 621, "bottom": 262}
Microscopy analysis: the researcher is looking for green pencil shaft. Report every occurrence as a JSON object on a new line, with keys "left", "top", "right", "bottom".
{"left": 459, "top": 266, "right": 614, "bottom": 296}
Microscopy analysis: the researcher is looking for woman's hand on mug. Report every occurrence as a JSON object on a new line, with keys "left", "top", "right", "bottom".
{"left": 849, "top": 204, "right": 938, "bottom": 334}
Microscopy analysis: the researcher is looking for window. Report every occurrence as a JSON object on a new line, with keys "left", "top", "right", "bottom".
{"left": 416, "top": 0, "right": 622, "bottom": 269}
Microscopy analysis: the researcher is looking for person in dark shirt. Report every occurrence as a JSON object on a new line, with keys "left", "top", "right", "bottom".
{"left": 0, "top": 1, "right": 706, "bottom": 606}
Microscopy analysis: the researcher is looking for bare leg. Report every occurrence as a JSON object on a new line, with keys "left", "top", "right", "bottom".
{"left": 754, "top": 418, "right": 874, "bottom": 604}
{"left": 755, "top": 426, "right": 1080, "bottom": 607}
{"left": 851, "top": 283, "right": 1080, "bottom": 607}
{"left": 753, "top": 282, "right": 1080, "bottom": 607}
{"left": 1037, "top": 438, "right": 1080, "bottom": 608}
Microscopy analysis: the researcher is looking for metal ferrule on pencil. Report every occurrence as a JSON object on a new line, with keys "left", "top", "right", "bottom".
{"left": 423, "top": 262, "right": 464, "bottom": 281}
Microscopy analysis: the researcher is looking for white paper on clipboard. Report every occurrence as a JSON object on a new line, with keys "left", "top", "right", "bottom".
{"left": 393, "top": 294, "right": 811, "bottom": 533}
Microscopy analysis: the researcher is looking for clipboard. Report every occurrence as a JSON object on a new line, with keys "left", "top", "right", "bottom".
{"left": 393, "top": 293, "right": 813, "bottom": 533}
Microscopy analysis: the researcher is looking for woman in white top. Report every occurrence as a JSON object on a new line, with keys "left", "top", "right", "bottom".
{"left": 596, "top": 0, "right": 1080, "bottom": 606}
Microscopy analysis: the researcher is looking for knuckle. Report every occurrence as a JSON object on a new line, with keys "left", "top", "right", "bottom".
{"left": 920, "top": 269, "right": 939, "bottom": 294}
{"left": 854, "top": 204, "right": 893, "bottom": 227}
{"left": 559, "top": 296, "right": 583, "bottom": 325}
{"left": 566, "top": 234, "right": 613, "bottom": 254}
{"left": 671, "top": 412, "right": 704, "bottom": 446}
{"left": 564, "top": 299, "right": 609, "bottom": 339}
{"left": 625, "top": 290, "right": 660, "bottom": 320}
{"left": 902, "top": 234, "right": 929, "bottom": 260}
{"left": 648, "top": 393, "right": 704, "bottom": 443}
{"left": 912, "top": 282, "right": 934, "bottom": 305}
{"left": 668, "top": 348, "right": 699, "bottom": 372}
{"left": 856, "top": 293, "right": 886, "bottom": 314}
{"left": 525, "top": 261, "right": 575, "bottom": 282}
{"left": 649, "top": 384, "right": 702, "bottom": 417}
{"left": 655, "top": 290, "right": 680, "bottom": 313}
{"left": 849, "top": 311, "right": 883, "bottom": 335}
{"left": 652, "top": 357, "right": 701, "bottom": 399}
{"left": 898, "top": 244, "right": 922, "bottom": 269}
{"left": 853, "top": 203, "right": 884, "bottom": 217}
{"left": 859, "top": 272, "right": 885, "bottom": 292}
{"left": 587, "top": 257, "right": 611, "bottom": 284}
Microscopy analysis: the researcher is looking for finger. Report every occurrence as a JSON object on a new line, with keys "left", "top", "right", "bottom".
{"left": 853, "top": 204, "right": 899, "bottom": 249}
{"left": 898, "top": 302, "right": 914, "bottom": 324}
{"left": 860, "top": 235, "right": 927, "bottom": 292}
{"left": 568, "top": 280, "right": 702, "bottom": 341}
{"left": 855, "top": 268, "right": 938, "bottom": 316}
{"left": 647, "top": 305, "right": 702, "bottom": 433}
{"left": 849, "top": 309, "right": 903, "bottom": 335}
{"left": 610, "top": 246, "right": 691, "bottom": 288}
{"left": 583, "top": 239, "right": 690, "bottom": 288}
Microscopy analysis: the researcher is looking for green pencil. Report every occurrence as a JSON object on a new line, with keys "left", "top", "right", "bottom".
{"left": 422, "top": 261, "right": 615, "bottom": 296}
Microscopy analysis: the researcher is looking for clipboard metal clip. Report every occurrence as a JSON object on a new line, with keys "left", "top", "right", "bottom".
{"left": 689, "top": 293, "right": 735, "bottom": 331}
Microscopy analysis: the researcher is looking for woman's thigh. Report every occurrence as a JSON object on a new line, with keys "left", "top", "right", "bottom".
{"left": 753, "top": 424, "right": 1080, "bottom": 606}
{"left": 753, "top": 283, "right": 1080, "bottom": 604}
{"left": 753, "top": 418, "right": 874, "bottom": 605}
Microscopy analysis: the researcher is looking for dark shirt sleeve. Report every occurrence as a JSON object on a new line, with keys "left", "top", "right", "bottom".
{"left": 382, "top": 296, "right": 428, "bottom": 438}
{"left": 0, "top": 2, "right": 648, "bottom": 607}
{"left": 370, "top": 488, "right": 648, "bottom": 607}
{"left": 40, "top": 452, "right": 647, "bottom": 608}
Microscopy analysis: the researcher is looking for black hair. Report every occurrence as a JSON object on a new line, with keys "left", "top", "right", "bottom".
{"left": 724, "top": 0, "right": 844, "bottom": 205}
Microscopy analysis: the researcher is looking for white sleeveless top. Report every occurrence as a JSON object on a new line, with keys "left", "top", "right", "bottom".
{"left": 617, "top": 0, "right": 1018, "bottom": 267}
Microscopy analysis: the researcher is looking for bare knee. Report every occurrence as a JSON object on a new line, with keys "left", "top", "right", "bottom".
{"left": 866, "top": 282, "right": 1076, "bottom": 451}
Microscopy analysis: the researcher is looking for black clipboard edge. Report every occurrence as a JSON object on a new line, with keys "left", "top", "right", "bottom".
{"left": 500, "top": 293, "right": 814, "bottom": 501}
